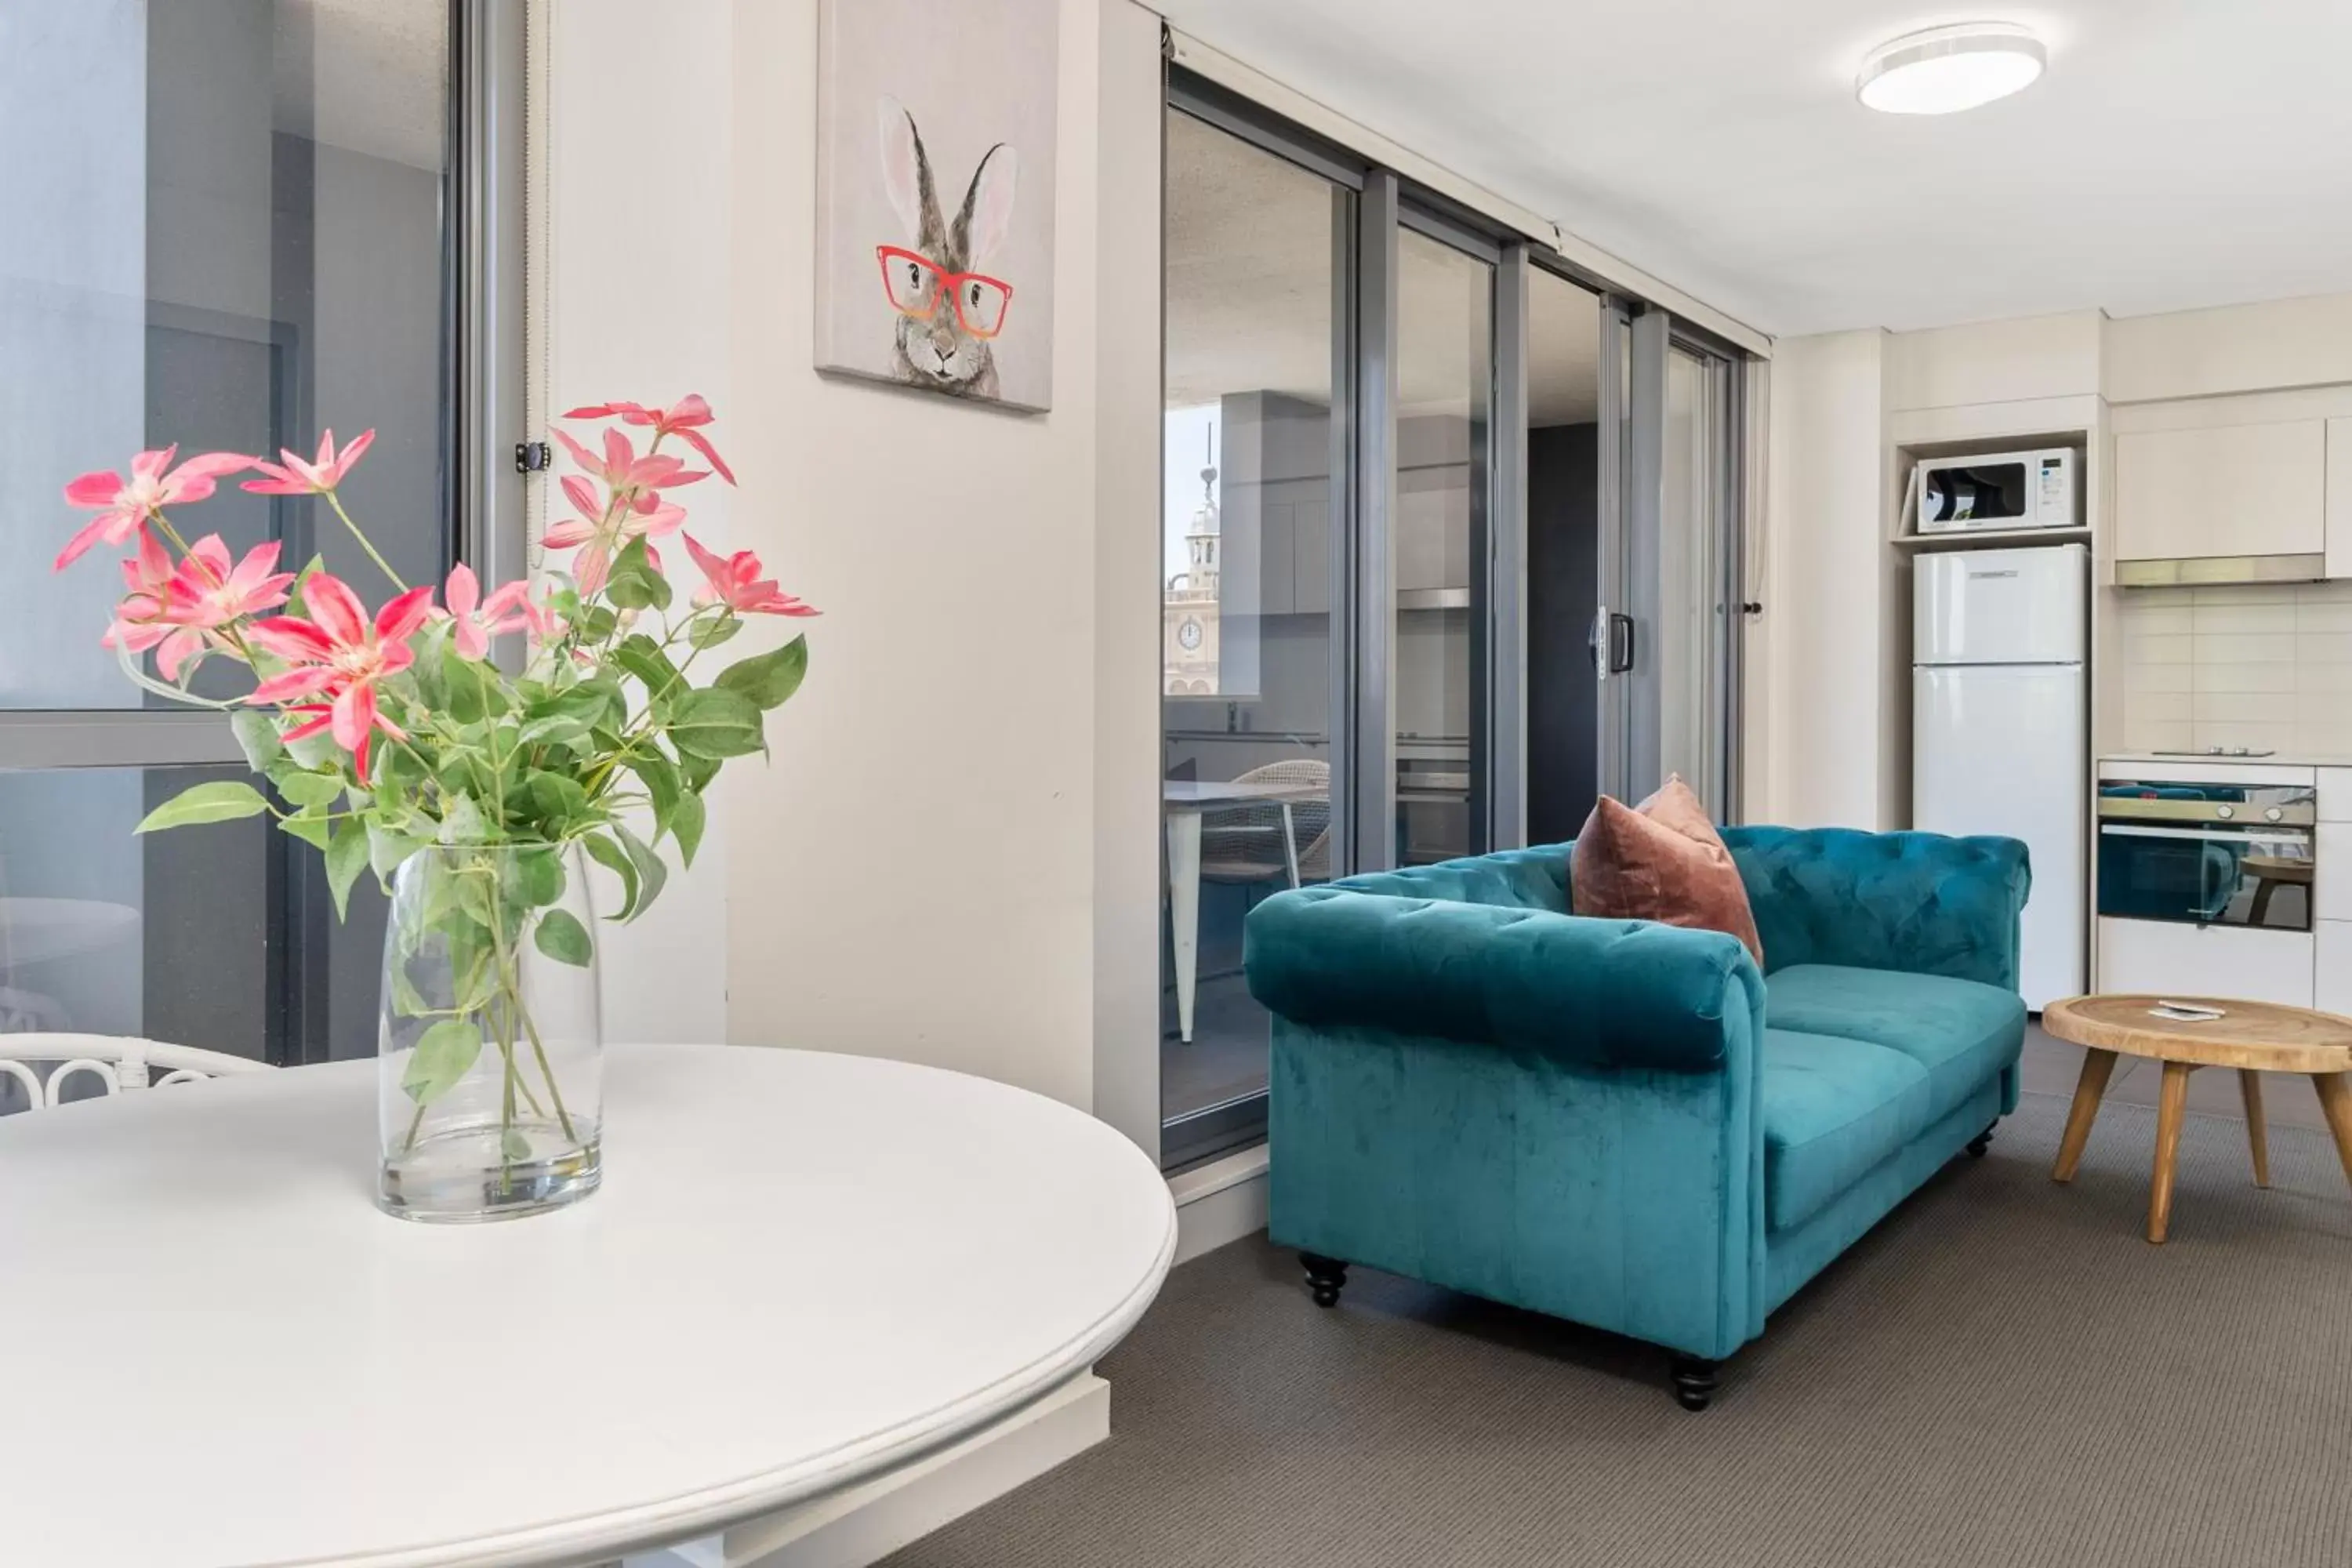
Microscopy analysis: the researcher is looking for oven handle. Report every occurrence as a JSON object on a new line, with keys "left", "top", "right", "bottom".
{"left": 2099, "top": 824, "right": 2312, "bottom": 848}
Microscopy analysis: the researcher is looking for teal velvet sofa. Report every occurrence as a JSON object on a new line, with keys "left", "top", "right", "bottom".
{"left": 1243, "top": 826, "right": 2031, "bottom": 1410}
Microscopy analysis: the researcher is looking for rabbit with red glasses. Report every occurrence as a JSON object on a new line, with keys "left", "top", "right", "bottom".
{"left": 875, "top": 96, "right": 1018, "bottom": 401}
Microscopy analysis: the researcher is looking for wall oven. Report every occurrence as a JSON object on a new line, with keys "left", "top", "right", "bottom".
{"left": 2096, "top": 778, "right": 2317, "bottom": 931}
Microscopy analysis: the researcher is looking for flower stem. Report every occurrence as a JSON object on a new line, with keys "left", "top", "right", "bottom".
{"left": 323, "top": 488, "right": 410, "bottom": 593}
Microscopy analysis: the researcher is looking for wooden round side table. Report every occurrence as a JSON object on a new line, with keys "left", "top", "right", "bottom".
{"left": 2041, "top": 994, "right": 2352, "bottom": 1243}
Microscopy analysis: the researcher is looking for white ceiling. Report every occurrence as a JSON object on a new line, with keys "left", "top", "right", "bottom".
{"left": 1156, "top": 0, "right": 2352, "bottom": 336}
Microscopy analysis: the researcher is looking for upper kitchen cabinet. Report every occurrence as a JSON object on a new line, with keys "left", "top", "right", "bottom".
{"left": 2328, "top": 418, "right": 2352, "bottom": 579}
{"left": 2114, "top": 418, "right": 2326, "bottom": 563}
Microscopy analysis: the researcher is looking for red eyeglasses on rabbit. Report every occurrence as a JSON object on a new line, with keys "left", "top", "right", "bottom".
{"left": 876, "top": 247, "right": 1014, "bottom": 338}
{"left": 876, "top": 96, "right": 1018, "bottom": 401}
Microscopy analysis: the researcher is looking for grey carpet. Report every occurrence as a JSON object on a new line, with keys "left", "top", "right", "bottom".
{"left": 886, "top": 1091, "right": 2352, "bottom": 1568}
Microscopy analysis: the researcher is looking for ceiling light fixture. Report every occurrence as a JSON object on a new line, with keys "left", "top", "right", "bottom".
{"left": 1858, "top": 22, "right": 2045, "bottom": 115}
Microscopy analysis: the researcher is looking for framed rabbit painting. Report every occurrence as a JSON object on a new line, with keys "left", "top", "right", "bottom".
{"left": 815, "top": 0, "right": 1059, "bottom": 412}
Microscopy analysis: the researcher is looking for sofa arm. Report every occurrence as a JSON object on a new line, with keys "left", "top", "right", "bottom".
{"left": 1721, "top": 826, "right": 2031, "bottom": 990}
{"left": 1243, "top": 887, "right": 1765, "bottom": 1073}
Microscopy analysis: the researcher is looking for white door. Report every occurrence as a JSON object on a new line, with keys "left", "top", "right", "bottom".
{"left": 1915, "top": 544, "right": 2087, "bottom": 666}
{"left": 1915, "top": 663, "right": 2086, "bottom": 1008}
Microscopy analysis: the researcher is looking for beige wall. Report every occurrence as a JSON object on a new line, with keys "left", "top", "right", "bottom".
{"left": 548, "top": 0, "right": 1165, "bottom": 1145}
{"left": 1758, "top": 329, "right": 1887, "bottom": 828}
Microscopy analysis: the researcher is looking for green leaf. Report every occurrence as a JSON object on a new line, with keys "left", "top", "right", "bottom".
{"left": 667, "top": 687, "right": 764, "bottom": 760}
{"left": 501, "top": 1126, "right": 532, "bottom": 1162}
{"left": 402, "top": 1018, "right": 483, "bottom": 1106}
{"left": 672, "top": 788, "right": 707, "bottom": 868}
{"left": 230, "top": 710, "right": 285, "bottom": 772}
{"left": 390, "top": 962, "right": 436, "bottom": 1018}
{"left": 368, "top": 822, "right": 432, "bottom": 884}
{"left": 534, "top": 907, "right": 593, "bottom": 966}
{"left": 679, "top": 748, "right": 720, "bottom": 793}
{"left": 716, "top": 635, "right": 808, "bottom": 710}
{"left": 437, "top": 792, "right": 489, "bottom": 846}
{"left": 526, "top": 771, "right": 590, "bottom": 832}
{"left": 325, "top": 818, "right": 371, "bottom": 920}
{"left": 688, "top": 613, "right": 743, "bottom": 651}
{"left": 442, "top": 638, "right": 490, "bottom": 724}
{"left": 514, "top": 845, "right": 566, "bottom": 907}
{"left": 274, "top": 770, "right": 345, "bottom": 809}
{"left": 582, "top": 831, "right": 640, "bottom": 920}
{"left": 626, "top": 751, "right": 682, "bottom": 836}
{"left": 614, "top": 822, "right": 668, "bottom": 924}
{"left": 278, "top": 813, "right": 332, "bottom": 851}
{"left": 136, "top": 780, "right": 271, "bottom": 833}
{"left": 603, "top": 537, "right": 673, "bottom": 612}
{"left": 612, "top": 633, "right": 681, "bottom": 696}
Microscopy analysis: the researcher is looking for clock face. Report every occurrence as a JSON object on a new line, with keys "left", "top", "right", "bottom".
{"left": 1178, "top": 618, "right": 1203, "bottom": 651}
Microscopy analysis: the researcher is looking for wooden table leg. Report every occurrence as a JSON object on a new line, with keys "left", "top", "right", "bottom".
{"left": 2314, "top": 1073, "right": 2352, "bottom": 1191}
{"left": 2148, "top": 1060, "right": 2192, "bottom": 1244}
{"left": 2239, "top": 1069, "right": 2270, "bottom": 1188}
{"left": 2053, "top": 1047, "right": 2119, "bottom": 1182}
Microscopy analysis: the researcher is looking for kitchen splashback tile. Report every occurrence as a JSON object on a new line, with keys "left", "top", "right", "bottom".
{"left": 2195, "top": 633, "right": 2298, "bottom": 663}
{"left": 2197, "top": 718, "right": 2299, "bottom": 753}
{"left": 2191, "top": 604, "right": 2291, "bottom": 635}
{"left": 2193, "top": 691, "right": 2295, "bottom": 725}
{"left": 2191, "top": 660, "right": 2296, "bottom": 695}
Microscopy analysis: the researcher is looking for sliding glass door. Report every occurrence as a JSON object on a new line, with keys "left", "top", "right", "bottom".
{"left": 1156, "top": 74, "right": 1748, "bottom": 1167}
{"left": 1160, "top": 102, "right": 1349, "bottom": 1166}
{"left": 1391, "top": 226, "right": 1492, "bottom": 866}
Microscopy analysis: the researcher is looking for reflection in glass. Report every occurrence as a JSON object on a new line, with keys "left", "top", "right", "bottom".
{"left": 0, "top": 1, "right": 454, "bottom": 1065}
{"left": 0, "top": 765, "right": 270, "bottom": 1113}
{"left": 1160, "top": 109, "right": 1345, "bottom": 1162}
{"left": 1524, "top": 270, "right": 1606, "bottom": 843}
{"left": 1392, "top": 229, "right": 1491, "bottom": 865}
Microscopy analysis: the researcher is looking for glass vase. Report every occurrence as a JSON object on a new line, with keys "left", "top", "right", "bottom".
{"left": 376, "top": 843, "right": 603, "bottom": 1221}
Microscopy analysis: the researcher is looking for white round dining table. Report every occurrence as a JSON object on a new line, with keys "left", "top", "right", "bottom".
{"left": 0, "top": 1044, "right": 1177, "bottom": 1568}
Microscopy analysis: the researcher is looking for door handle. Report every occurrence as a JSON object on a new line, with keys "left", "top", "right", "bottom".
{"left": 1588, "top": 608, "right": 1636, "bottom": 678}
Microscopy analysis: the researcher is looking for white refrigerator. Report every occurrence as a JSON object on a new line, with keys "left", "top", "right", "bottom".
{"left": 1913, "top": 543, "right": 2086, "bottom": 1010}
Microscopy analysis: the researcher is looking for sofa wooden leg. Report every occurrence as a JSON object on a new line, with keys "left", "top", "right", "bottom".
{"left": 1966, "top": 1122, "right": 1996, "bottom": 1158}
{"left": 1669, "top": 1356, "right": 1719, "bottom": 1412}
{"left": 1301, "top": 1252, "right": 1348, "bottom": 1308}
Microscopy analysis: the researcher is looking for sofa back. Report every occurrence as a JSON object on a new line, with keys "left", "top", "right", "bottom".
{"left": 1319, "top": 826, "right": 2030, "bottom": 991}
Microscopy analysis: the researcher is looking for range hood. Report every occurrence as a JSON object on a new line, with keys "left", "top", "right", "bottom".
{"left": 2114, "top": 554, "right": 2326, "bottom": 588}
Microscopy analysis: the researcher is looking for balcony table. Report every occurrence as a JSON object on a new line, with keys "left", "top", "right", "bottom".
{"left": 0, "top": 1043, "right": 1175, "bottom": 1568}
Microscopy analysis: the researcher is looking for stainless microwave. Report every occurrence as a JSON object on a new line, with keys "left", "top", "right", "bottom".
{"left": 1915, "top": 447, "right": 2079, "bottom": 534}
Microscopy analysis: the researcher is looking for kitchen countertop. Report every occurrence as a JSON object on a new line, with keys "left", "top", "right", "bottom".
{"left": 2100, "top": 752, "right": 2352, "bottom": 769}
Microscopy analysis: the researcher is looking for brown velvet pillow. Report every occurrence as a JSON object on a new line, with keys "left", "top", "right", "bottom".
{"left": 1570, "top": 775, "right": 1764, "bottom": 966}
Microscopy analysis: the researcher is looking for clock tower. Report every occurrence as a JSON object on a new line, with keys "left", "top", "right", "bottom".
{"left": 1164, "top": 451, "right": 1221, "bottom": 695}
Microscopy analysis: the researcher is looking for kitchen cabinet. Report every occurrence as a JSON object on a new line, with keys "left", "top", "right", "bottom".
{"left": 2321, "top": 824, "right": 2352, "bottom": 923}
{"left": 2318, "top": 922, "right": 2352, "bottom": 1017}
{"left": 2113, "top": 419, "right": 2325, "bottom": 561}
{"left": 2328, "top": 419, "right": 2352, "bottom": 579}
{"left": 2096, "top": 916, "right": 2314, "bottom": 1010}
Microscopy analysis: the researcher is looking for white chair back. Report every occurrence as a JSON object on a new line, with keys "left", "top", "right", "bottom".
{"left": 0, "top": 1033, "right": 273, "bottom": 1113}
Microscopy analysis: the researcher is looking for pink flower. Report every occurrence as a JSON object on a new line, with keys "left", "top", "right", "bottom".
{"left": 103, "top": 530, "right": 179, "bottom": 662}
{"left": 439, "top": 564, "right": 532, "bottom": 661}
{"left": 245, "top": 573, "right": 434, "bottom": 782}
{"left": 564, "top": 395, "right": 735, "bottom": 485}
{"left": 57, "top": 447, "right": 253, "bottom": 570}
{"left": 542, "top": 474, "right": 687, "bottom": 596}
{"left": 553, "top": 424, "right": 706, "bottom": 517}
{"left": 127, "top": 536, "right": 297, "bottom": 681}
{"left": 683, "top": 535, "right": 818, "bottom": 618}
{"left": 241, "top": 428, "right": 376, "bottom": 496}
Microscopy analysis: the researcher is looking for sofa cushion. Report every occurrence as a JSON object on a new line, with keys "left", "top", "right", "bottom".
{"left": 1571, "top": 777, "right": 1763, "bottom": 964}
{"left": 1763, "top": 964, "right": 2026, "bottom": 1131}
{"left": 1761, "top": 1027, "right": 1933, "bottom": 1233}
